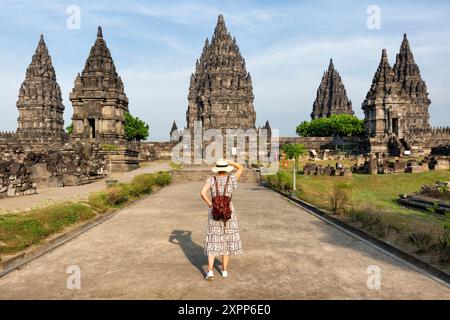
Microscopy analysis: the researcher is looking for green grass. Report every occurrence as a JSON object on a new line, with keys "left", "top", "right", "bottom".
{"left": 0, "top": 171, "right": 172, "bottom": 255}
{"left": 0, "top": 203, "right": 95, "bottom": 254}
{"left": 267, "top": 169, "right": 450, "bottom": 268}
{"left": 296, "top": 170, "right": 450, "bottom": 217}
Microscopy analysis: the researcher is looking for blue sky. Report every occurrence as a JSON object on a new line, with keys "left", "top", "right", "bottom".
{"left": 1, "top": 0, "right": 449, "bottom": 140}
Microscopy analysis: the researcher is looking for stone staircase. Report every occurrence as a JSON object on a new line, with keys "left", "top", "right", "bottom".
{"left": 171, "top": 167, "right": 258, "bottom": 184}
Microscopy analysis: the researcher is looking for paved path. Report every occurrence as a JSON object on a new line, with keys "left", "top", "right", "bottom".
{"left": 0, "top": 162, "right": 172, "bottom": 213}
{"left": 0, "top": 181, "right": 449, "bottom": 299}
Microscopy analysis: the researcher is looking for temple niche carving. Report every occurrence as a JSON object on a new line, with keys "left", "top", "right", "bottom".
{"left": 362, "top": 34, "right": 432, "bottom": 156}
{"left": 186, "top": 15, "right": 256, "bottom": 132}
{"left": 70, "top": 26, "right": 129, "bottom": 144}
{"left": 311, "top": 59, "right": 354, "bottom": 119}
{"left": 16, "top": 35, "right": 66, "bottom": 144}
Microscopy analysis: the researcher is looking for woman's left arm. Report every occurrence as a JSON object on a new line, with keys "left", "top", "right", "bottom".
{"left": 227, "top": 160, "right": 244, "bottom": 180}
{"left": 200, "top": 182, "right": 212, "bottom": 207}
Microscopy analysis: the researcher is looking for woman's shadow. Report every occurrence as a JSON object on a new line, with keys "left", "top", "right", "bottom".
{"left": 169, "top": 230, "right": 222, "bottom": 277}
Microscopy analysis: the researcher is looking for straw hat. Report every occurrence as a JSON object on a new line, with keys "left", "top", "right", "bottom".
{"left": 211, "top": 159, "right": 234, "bottom": 173}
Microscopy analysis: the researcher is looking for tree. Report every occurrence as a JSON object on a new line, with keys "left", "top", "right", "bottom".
{"left": 296, "top": 114, "right": 365, "bottom": 137}
{"left": 66, "top": 123, "right": 73, "bottom": 135}
{"left": 124, "top": 112, "right": 149, "bottom": 141}
{"left": 282, "top": 143, "right": 308, "bottom": 191}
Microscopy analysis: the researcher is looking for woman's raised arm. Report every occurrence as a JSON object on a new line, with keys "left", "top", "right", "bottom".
{"left": 227, "top": 160, "right": 244, "bottom": 180}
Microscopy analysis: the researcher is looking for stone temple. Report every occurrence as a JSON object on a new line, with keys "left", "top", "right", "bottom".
{"left": 16, "top": 35, "right": 67, "bottom": 145}
{"left": 362, "top": 34, "right": 438, "bottom": 156}
{"left": 70, "top": 26, "right": 129, "bottom": 144}
{"left": 311, "top": 59, "right": 354, "bottom": 119}
{"left": 185, "top": 15, "right": 257, "bottom": 132}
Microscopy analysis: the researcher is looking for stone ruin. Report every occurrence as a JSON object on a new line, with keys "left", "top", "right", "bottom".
{"left": 0, "top": 142, "right": 106, "bottom": 198}
{"left": 0, "top": 28, "right": 137, "bottom": 198}
{"left": 301, "top": 154, "right": 449, "bottom": 178}
{"left": 361, "top": 35, "right": 450, "bottom": 157}
{"left": 399, "top": 181, "right": 450, "bottom": 214}
{"left": 303, "top": 162, "right": 352, "bottom": 177}
{"left": 352, "top": 154, "right": 449, "bottom": 175}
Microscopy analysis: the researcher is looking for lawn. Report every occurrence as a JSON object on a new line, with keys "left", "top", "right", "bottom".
{"left": 295, "top": 170, "right": 450, "bottom": 218}
{"left": 266, "top": 168, "right": 450, "bottom": 271}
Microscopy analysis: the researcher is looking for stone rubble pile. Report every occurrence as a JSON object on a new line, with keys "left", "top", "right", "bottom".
{"left": 303, "top": 162, "right": 352, "bottom": 177}
{"left": 0, "top": 142, "right": 107, "bottom": 197}
{"left": 352, "top": 155, "right": 449, "bottom": 174}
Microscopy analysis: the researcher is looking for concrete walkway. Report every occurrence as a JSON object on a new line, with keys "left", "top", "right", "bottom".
{"left": 0, "top": 181, "right": 449, "bottom": 299}
{"left": 0, "top": 162, "right": 172, "bottom": 213}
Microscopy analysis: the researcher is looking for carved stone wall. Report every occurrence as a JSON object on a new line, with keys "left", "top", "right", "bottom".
{"left": 70, "top": 27, "right": 129, "bottom": 144}
{"left": 186, "top": 15, "right": 256, "bottom": 133}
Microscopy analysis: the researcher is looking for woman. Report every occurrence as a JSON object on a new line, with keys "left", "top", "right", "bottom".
{"left": 200, "top": 159, "right": 244, "bottom": 281}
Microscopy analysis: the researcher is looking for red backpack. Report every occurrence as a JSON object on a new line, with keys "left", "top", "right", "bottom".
{"left": 211, "top": 176, "right": 232, "bottom": 222}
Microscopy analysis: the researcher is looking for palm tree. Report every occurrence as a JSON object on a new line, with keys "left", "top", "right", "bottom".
{"left": 282, "top": 143, "right": 308, "bottom": 191}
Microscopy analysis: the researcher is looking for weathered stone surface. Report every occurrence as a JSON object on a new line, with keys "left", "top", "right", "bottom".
{"left": 7, "top": 188, "right": 16, "bottom": 197}
{"left": 16, "top": 35, "right": 66, "bottom": 142}
{"left": 186, "top": 15, "right": 256, "bottom": 132}
{"left": 361, "top": 34, "right": 447, "bottom": 156}
{"left": 0, "top": 142, "right": 107, "bottom": 196}
{"left": 311, "top": 59, "right": 354, "bottom": 119}
{"left": 393, "top": 34, "right": 431, "bottom": 128}
{"left": 70, "top": 26, "right": 129, "bottom": 143}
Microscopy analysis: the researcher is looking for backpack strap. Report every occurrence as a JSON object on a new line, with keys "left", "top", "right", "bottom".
{"left": 223, "top": 176, "right": 229, "bottom": 196}
{"left": 213, "top": 176, "right": 219, "bottom": 197}
{"left": 211, "top": 176, "right": 232, "bottom": 198}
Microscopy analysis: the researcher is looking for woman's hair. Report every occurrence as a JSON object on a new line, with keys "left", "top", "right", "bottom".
{"left": 217, "top": 171, "right": 227, "bottom": 175}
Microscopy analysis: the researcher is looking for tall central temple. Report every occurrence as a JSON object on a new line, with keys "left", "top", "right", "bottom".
{"left": 186, "top": 15, "right": 256, "bottom": 132}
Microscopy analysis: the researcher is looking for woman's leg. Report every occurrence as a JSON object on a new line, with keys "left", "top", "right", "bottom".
{"left": 208, "top": 255, "right": 215, "bottom": 271}
{"left": 222, "top": 255, "right": 229, "bottom": 271}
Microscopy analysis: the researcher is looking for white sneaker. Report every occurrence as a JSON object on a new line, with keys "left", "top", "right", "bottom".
{"left": 205, "top": 270, "right": 214, "bottom": 281}
{"left": 222, "top": 270, "right": 228, "bottom": 278}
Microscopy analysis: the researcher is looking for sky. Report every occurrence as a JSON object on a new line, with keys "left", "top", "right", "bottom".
{"left": 0, "top": 0, "right": 449, "bottom": 141}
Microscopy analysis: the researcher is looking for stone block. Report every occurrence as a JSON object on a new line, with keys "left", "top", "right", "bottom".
{"left": 24, "top": 188, "right": 36, "bottom": 196}
{"left": 62, "top": 174, "right": 79, "bottom": 186}
{"left": 7, "top": 188, "right": 16, "bottom": 197}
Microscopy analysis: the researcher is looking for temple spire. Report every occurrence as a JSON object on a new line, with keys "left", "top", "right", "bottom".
{"left": 70, "top": 26, "right": 129, "bottom": 143}
{"left": 97, "top": 26, "right": 103, "bottom": 38}
{"left": 186, "top": 14, "right": 256, "bottom": 131}
{"left": 393, "top": 33, "right": 430, "bottom": 103}
{"left": 311, "top": 59, "right": 353, "bottom": 119}
{"left": 366, "top": 49, "right": 396, "bottom": 100}
{"left": 17, "top": 34, "right": 65, "bottom": 138}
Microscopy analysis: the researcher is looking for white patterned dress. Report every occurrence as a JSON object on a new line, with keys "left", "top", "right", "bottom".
{"left": 203, "top": 174, "right": 243, "bottom": 256}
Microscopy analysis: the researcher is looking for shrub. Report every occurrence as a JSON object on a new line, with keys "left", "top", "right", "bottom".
{"left": 348, "top": 205, "right": 400, "bottom": 239}
{"left": 87, "top": 192, "right": 110, "bottom": 213}
{"left": 329, "top": 182, "right": 352, "bottom": 215}
{"left": 131, "top": 174, "right": 156, "bottom": 195}
{"left": 296, "top": 114, "right": 365, "bottom": 137}
{"left": 155, "top": 171, "right": 172, "bottom": 186}
{"left": 409, "top": 231, "right": 435, "bottom": 254}
{"left": 266, "top": 174, "right": 277, "bottom": 188}
{"left": 104, "top": 186, "right": 128, "bottom": 206}
{"left": 276, "top": 171, "right": 293, "bottom": 192}
{"left": 437, "top": 231, "right": 450, "bottom": 264}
